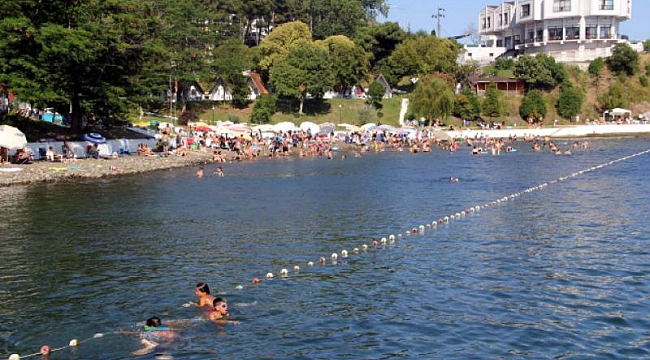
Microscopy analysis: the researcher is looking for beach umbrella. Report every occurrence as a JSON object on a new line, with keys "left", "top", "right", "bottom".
{"left": 299, "top": 121, "right": 320, "bottom": 134}
{"left": 273, "top": 121, "right": 298, "bottom": 133}
{"left": 318, "top": 122, "right": 335, "bottom": 135}
{"left": 0, "top": 125, "right": 27, "bottom": 150}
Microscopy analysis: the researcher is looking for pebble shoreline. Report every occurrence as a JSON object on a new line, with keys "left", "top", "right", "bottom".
{"left": 0, "top": 151, "right": 216, "bottom": 187}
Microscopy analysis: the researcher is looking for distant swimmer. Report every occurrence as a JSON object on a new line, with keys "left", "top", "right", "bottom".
{"left": 207, "top": 297, "right": 229, "bottom": 322}
{"left": 449, "top": 176, "right": 459, "bottom": 183}
{"left": 196, "top": 167, "right": 204, "bottom": 178}
{"left": 214, "top": 167, "right": 224, "bottom": 177}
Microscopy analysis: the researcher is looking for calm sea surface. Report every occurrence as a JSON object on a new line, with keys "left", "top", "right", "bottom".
{"left": 1, "top": 137, "right": 650, "bottom": 359}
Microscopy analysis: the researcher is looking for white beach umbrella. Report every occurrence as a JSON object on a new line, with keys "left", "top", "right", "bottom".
{"left": 299, "top": 121, "right": 320, "bottom": 134}
{"left": 252, "top": 124, "right": 274, "bottom": 132}
{"left": 0, "top": 125, "right": 27, "bottom": 150}
{"left": 273, "top": 121, "right": 298, "bottom": 133}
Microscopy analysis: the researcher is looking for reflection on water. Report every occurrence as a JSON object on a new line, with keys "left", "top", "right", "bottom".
{"left": 1, "top": 138, "right": 649, "bottom": 359}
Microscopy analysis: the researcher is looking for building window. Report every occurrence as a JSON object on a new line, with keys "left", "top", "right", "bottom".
{"left": 599, "top": 0, "right": 614, "bottom": 10}
{"left": 504, "top": 13, "right": 509, "bottom": 24}
{"left": 514, "top": 35, "right": 521, "bottom": 45}
{"left": 600, "top": 25, "right": 611, "bottom": 39}
{"left": 553, "top": 0, "right": 571, "bottom": 12}
{"left": 488, "top": 17, "right": 491, "bottom": 28}
{"left": 498, "top": 14, "right": 502, "bottom": 26}
{"left": 536, "top": 29, "right": 543, "bottom": 41}
{"left": 548, "top": 27, "right": 563, "bottom": 41}
{"left": 585, "top": 25, "right": 597, "bottom": 39}
{"left": 521, "top": 4, "right": 530, "bottom": 17}
{"left": 528, "top": 31, "right": 535, "bottom": 43}
{"left": 565, "top": 26, "right": 580, "bottom": 40}
{"left": 482, "top": 18, "right": 486, "bottom": 29}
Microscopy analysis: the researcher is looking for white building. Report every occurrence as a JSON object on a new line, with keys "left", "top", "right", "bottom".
{"left": 474, "top": 0, "right": 637, "bottom": 65}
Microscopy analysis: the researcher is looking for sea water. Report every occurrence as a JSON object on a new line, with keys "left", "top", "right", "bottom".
{"left": 1, "top": 137, "right": 649, "bottom": 359}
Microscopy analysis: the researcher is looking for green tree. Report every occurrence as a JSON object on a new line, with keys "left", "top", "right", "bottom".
{"left": 211, "top": 40, "right": 254, "bottom": 108}
{"left": 269, "top": 41, "right": 333, "bottom": 114}
{"left": 323, "top": 35, "right": 369, "bottom": 93}
{"left": 482, "top": 82, "right": 504, "bottom": 120}
{"left": 557, "top": 83, "right": 584, "bottom": 120}
{"left": 519, "top": 90, "right": 546, "bottom": 122}
{"left": 389, "top": 35, "right": 461, "bottom": 78}
{"left": 251, "top": 95, "right": 276, "bottom": 124}
{"left": 514, "top": 54, "right": 566, "bottom": 90}
{"left": 0, "top": 0, "right": 165, "bottom": 131}
{"left": 644, "top": 40, "right": 650, "bottom": 52}
{"left": 598, "top": 81, "right": 628, "bottom": 110}
{"left": 453, "top": 87, "right": 481, "bottom": 121}
{"left": 588, "top": 57, "right": 605, "bottom": 77}
{"left": 258, "top": 21, "right": 312, "bottom": 71}
{"left": 354, "top": 22, "right": 407, "bottom": 71}
{"left": 609, "top": 43, "right": 640, "bottom": 76}
{"left": 410, "top": 76, "right": 455, "bottom": 122}
{"left": 365, "top": 81, "right": 385, "bottom": 117}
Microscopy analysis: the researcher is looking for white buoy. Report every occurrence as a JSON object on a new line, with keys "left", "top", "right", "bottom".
{"left": 398, "top": 233, "right": 402, "bottom": 237}
{"left": 294, "top": 265, "right": 300, "bottom": 271}
{"left": 353, "top": 248, "right": 359, "bottom": 254}
{"left": 380, "top": 237, "right": 387, "bottom": 244}
{"left": 235, "top": 284, "right": 244, "bottom": 290}
{"left": 389, "top": 234, "right": 395, "bottom": 241}
{"left": 444, "top": 216, "right": 449, "bottom": 223}
{"left": 280, "top": 268, "right": 288, "bottom": 276}
{"left": 9, "top": 354, "right": 20, "bottom": 360}
{"left": 266, "top": 272, "right": 274, "bottom": 278}
{"left": 362, "top": 244, "right": 368, "bottom": 250}
{"left": 331, "top": 253, "right": 338, "bottom": 261}
{"left": 69, "top": 339, "right": 79, "bottom": 347}
{"left": 93, "top": 333, "right": 104, "bottom": 338}
{"left": 418, "top": 225, "right": 424, "bottom": 232}
{"left": 307, "top": 261, "right": 314, "bottom": 267}
{"left": 341, "top": 250, "right": 348, "bottom": 258}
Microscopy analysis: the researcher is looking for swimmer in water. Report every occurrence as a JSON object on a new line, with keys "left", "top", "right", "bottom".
{"left": 207, "top": 297, "right": 229, "bottom": 322}
{"left": 196, "top": 167, "right": 204, "bottom": 178}
{"left": 214, "top": 167, "right": 224, "bottom": 177}
{"left": 194, "top": 282, "right": 216, "bottom": 307}
{"left": 133, "top": 316, "right": 176, "bottom": 355}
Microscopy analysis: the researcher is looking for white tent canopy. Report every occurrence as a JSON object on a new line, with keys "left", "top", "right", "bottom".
{"left": 273, "top": 121, "right": 298, "bottom": 133}
{"left": 605, "top": 108, "right": 632, "bottom": 116}
{"left": 299, "top": 121, "right": 320, "bottom": 134}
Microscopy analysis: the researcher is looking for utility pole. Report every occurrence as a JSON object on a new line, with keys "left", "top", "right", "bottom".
{"left": 432, "top": 7, "right": 445, "bottom": 37}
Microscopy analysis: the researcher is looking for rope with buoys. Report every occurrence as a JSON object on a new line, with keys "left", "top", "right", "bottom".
{"left": 248, "top": 149, "right": 650, "bottom": 283}
{"left": 5, "top": 149, "right": 649, "bottom": 360}
{"left": 6, "top": 333, "right": 116, "bottom": 359}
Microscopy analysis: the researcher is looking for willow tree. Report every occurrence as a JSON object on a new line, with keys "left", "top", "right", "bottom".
{"left": 409, "top": 76, "right": 455, "bottom": 123}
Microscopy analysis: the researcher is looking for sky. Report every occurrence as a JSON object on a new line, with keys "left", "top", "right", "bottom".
{"left": 378, "top": 0, "right": 650, "bottom": 42}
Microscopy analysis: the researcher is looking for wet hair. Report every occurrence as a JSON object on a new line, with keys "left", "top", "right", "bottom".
{"left": 196, "top": 282, "right": 210, "bottom": 295}
{"left": 213, "top": 297, "right": 227, "bottom": 308}
{"left": 146, "top": 316, "right": 162, "bottom": 328}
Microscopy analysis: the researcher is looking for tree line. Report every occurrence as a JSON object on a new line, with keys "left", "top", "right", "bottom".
{"left": 0, "top": 1, "right": 646, "bottom": 131}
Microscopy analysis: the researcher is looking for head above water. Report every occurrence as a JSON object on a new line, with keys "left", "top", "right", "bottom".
{"left": 196, "top": 282, "right": 210, "bottom": 295}
{"left": 146, "top": 316, "right": 162, "bottom": 328}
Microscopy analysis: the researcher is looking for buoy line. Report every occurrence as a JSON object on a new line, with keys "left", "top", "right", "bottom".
{"left": 249, "top": 149, "right": 650, "bottom": 282}
{"left": 5, "top": 149, "right": 649, "bottom": 360}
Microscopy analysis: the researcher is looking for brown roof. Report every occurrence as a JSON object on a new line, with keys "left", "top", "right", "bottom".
{"left": 249, "top": 72, "right": 269, "bottom": 95}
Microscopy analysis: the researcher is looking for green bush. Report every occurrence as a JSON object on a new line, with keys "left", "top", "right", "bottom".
{"left": 640, "top": 75, "right": 649, "bottom": 87}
